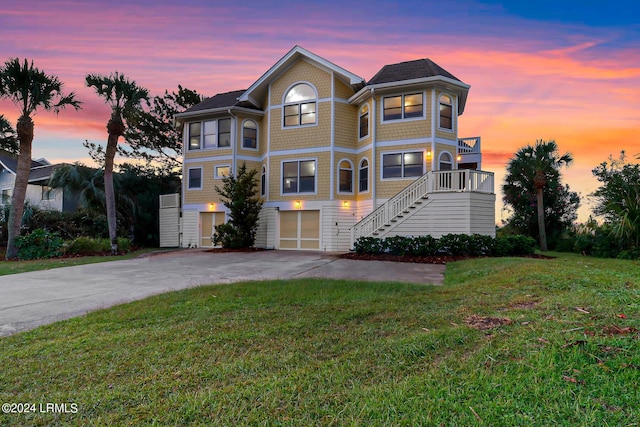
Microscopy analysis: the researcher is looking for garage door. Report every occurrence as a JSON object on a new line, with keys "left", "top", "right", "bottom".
{"left": 279, "top": 210, "right": 320, "bottom": 250}
{"left": 200, "top": 212, "right": 225, "bottom": 247}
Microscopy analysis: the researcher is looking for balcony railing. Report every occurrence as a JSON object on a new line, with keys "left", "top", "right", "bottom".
{"left": 458, "top": 136, "right": 481, "bottom": 154}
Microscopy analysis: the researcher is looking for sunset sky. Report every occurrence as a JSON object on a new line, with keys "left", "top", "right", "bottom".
{"left": 1, "top": 0, "right": 639, "bottom": 223}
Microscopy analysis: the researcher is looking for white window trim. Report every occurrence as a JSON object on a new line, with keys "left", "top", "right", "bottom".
{"left": 380, "top": 150, "right": 425, "bottom": 181}
{"left": 438, "top": 151, "right": 454, "bottom": 170}
{"left": 241, "top": 119, "right": 259, "bottom": 150}
{"left": 261, "top": 165, "right": 267, "bottom": 196}
{"left": 187, "top": 166, "right": 203, "bottom": 190}
{"left": 438, "top": 92, "right": 455, "bottom": 132}
{"left": 337, "top": 158, "right": 354, "bottom": 195}
{"left": 381, "top": 91, "right": 426, "bottom": 123}
{"left": 280, "top": 158, "right": 318, "bottom": 196}
{"left": 214, "top": 165, "right": 231, "bottom": 179}
{"left": 282, "top": 81, "right": 319, "bottom": 130}
{"left": 358, "top": 158, "right": 370, "bottom": 194}
{"left": 358, "top": 103, "right": 370, "bottom": 140}
{"left": 186, "top": 118, "right": 233, "bottom": 151}
{"left": 187, "top": 122, "right": 202, "bottom": 151}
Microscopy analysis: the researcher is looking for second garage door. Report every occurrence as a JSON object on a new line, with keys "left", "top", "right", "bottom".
{"left": 279, "top": 210, "right": 320, "bottom": 250}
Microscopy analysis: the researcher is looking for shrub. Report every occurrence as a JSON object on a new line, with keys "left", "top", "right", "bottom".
{"left": 66, "top": 236, "right": 132, "bottom": 256}
{"left": 411, "top": 235, "right": 438, "bottom": 256}
{"left": 15, "top": 229, "right": 64, "bottom": 260}
{"left": 353, "top": 234, "right": 536, "bottom": 258}
{"left": 354, "top": 236, "right": 386, "bottom": 254}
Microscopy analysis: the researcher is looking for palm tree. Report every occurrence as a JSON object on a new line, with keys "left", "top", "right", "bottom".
{"left": 85, "top": 72, "right": 148, "bottom": 254}
{"left": 0, "top": 58, "right": 81, "bottom": 259}
{"left": 0, "top": 114, "right": 19, "bottom": 155}
{"left": 507, "top": 140, "right": 573, "bottom": 251}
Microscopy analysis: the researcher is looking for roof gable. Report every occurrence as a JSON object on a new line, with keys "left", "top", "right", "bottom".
{"left": 238, "top": 45, "right": 365, "bottom": 108}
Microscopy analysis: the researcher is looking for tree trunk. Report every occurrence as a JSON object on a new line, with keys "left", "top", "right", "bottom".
{"left": 104, "top": 115, "right": 125, "bottom": 255}
{"left": 536, "top": 187, "right": 548, "bottom": 251}
{"left": 6, "top": 115, "right": 34, "bottom": 259}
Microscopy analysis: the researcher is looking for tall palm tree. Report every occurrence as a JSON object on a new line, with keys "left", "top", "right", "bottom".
{"left": 85, "top": 72, "right": 148, "bottom": 254}
{"left": 508, "top": 140, "right": 573, "bottom": 251}
{"left": 0, "top": 58, "right": 81, "bottom": 259}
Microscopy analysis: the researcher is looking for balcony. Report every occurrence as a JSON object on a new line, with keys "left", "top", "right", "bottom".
{"left": 457, "top": 136, "right": 482, "bottom": 169}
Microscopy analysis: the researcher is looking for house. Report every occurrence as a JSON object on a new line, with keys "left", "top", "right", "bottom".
{"left": 0, "top": 150, "right": 75, "bottom": 212}
{"left": 172, "top": 46, "right": 495, "bottom": 251}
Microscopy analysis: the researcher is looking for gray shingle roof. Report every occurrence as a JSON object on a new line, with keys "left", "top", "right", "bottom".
{"left": 184, "top": 89, "right": 250, "bottom": 113}
{"left": 368, "top": 58, "right": 461, "bottom": 85}
{"left": 0, "top": 150, "right": 61, "bottom": 182}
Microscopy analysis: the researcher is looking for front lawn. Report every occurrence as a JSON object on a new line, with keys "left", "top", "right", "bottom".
{"left": 0, "top": 253, "right": 638, "bottom": 426}
{"left": 0, "top": 248, "right": 158, "bottom": 276}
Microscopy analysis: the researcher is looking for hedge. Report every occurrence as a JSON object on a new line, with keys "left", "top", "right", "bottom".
{"left": 353, "top": 234, "right": 536, "bottom": 257}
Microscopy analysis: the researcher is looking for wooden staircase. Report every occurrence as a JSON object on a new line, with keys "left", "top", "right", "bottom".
{"left": 350, "top": 170, "right": 494, "bottom": 244}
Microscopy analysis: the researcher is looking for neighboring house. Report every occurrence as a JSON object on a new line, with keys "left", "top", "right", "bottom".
{"left": 173, "top": 45, "right": 495, "bottom": 251}
{"left": 0, "top": 150, "right": 75, "bottom": 212}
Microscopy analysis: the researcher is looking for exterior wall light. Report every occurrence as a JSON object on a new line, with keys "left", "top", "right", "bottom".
{"left": 208, "top": 202, "right": 216, "bottom": 211}
{"left": 342, "top": 200, "right": 349, "bottom": 208}
{"left": 294, "top": 200, "right": 302, "bottom": 209}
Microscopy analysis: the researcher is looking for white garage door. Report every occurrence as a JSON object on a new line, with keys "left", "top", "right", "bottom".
{"left": 200, "top": 212, "right": 225, "bottom": 247}
{"left": 279, "top": 210, "right": 320, "bottom": 250}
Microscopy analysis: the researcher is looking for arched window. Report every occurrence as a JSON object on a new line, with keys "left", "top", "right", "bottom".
{"left": 283, "top": 83, "right": 317, "bottom": 127}
{"left": 439, "top": 152, "right": 453, "bottom": 171}
{"left": 242, "top": 120, "right": 258, "bottom": 149}
{"left": 359, "top": 104, "right": 369, "bottom": 139}
{"left": 261, "top": 165, "right": 266, "bottom": 196}
{"left": 359, "top": 159, "right": 369, "bottom": 192}
{"left": 439, "top": 94, "right": 453, "bottom": 130}
{"left": 338, "top": 160, "right": 353, "bottom": 193}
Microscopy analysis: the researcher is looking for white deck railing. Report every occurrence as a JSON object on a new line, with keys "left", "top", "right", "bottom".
{"left": 458, "top": 136, "right": 481, "bottom": 154}
{"left": 351, "top": 169, "right": 494, "bottom": 241}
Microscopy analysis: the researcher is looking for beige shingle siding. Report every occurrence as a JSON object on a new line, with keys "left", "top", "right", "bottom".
{"left": 355, "top": 148, "right": 373, "bottom": 202}
{"left": 270, "top": 60, "right": 332, "bottom": 105}
{"left": 375, "top": 92, "right": 433, "bottom": 141}
{"left": 334, "top": 102, "right": 357, "bottom": 148}
{"left": 435, "top": 92, "right": 457, "bottom": 140}
{"left": 269, "top": 102, "right": 331, "bottom": 151}
{"left": 335, "top": 153, "right": 357, "bottom": 200}
{"left": 434, "top": 142, "right": 458, "bottom": 169}
{"left": 334, "top": 77, "right": 354, "bottom": 99}
{"left": 268, "top": 152, "right": 331, "bottom": 202}
{"left": 184, "top": 161, "right": 230, "bottom": 205}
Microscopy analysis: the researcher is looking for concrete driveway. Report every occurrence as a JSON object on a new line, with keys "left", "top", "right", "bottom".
{"left": 0, "top": 249, "right": 444, "bottom": 337}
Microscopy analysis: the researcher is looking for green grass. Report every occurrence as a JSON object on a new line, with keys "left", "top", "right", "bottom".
{"left": 0, "top": 249, "right": 157, "bottom": 276}
{"left": 1, "top": 253, "right": 638, "bottom": 426}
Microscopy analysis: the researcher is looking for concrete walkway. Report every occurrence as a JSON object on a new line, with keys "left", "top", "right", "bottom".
{"left": 0, "top": 250, "right": 444, "bottom": 337}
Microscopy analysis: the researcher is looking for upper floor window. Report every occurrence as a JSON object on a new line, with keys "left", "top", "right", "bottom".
{"left": 282, "top": 160, "right": 315, "bottom": 194}
{"left": 188, "top": 123, "right": 201, "bottom": 150}
{"left": 439, "top": 94, "right": 453, "bottom": 130}
{"left": 242, "top": 120, "right": 258, "bottom": 149}
{"left": 338, "top": 160, "right": 353, "bottom": 193}
{"left": 359, "top": 159, "right": 369, "bottom": 193}
{"left": 187, "top": 167, "right": 202, "bottom": 189}
{"left": 283, "top": 83, "right": 317, "bottom": 127}
{"left": 439, "top": 152, "right": 453, "bottom": 171}
{"left": 382, "top": 152, "right": 423, "bottom": 179}
{"left": 188, "top": 118, "right": 231, "bottom": 150}
{"left": 42, "top": 186, "right": 55, "bottom": 200}
{"left": 383, "top": 93, "right": 423, "bottom": 121}
{"left": 359, "top": 104, "right": 369, "bottom": 139}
